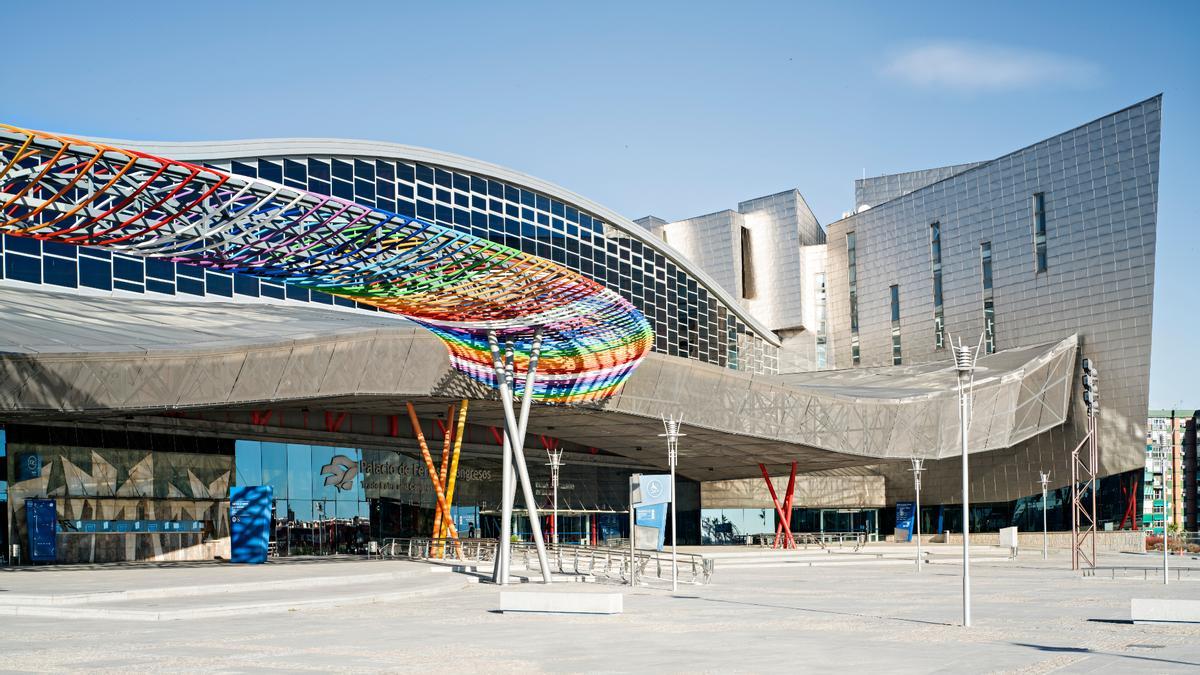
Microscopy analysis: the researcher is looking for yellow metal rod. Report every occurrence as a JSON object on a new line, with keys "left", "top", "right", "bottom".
{"left": 431, "top": 403, "right": 456, "bottom": 555}
{"left": 441, "top": 399, "right": 470, "bottom": 539}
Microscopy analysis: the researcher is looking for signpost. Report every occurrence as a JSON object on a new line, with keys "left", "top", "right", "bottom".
{"left": 629, "top": 473, "right": 673, "bottom": 588}
{"left": 25, "top": 498, "right": 57, "bottom": 563}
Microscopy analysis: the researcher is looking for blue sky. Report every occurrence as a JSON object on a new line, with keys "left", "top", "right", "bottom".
{"left": 1, "top": 1, "right": 1195, "bottom": 407}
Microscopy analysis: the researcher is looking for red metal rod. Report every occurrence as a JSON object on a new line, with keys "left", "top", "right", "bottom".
{"left": 759, "top": 463, "right": 795, "bottom": 549}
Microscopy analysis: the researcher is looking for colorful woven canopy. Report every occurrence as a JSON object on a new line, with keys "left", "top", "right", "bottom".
{"left": 0, "top": 125, "right": 653, "bottom": 403}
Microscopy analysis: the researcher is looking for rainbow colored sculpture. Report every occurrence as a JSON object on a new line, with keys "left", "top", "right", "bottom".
{"left": 0, "top": 125, "right": 653, "bottom": 402}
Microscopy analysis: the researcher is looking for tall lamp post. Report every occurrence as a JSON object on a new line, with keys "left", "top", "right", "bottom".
{"left": 546, "top": 448, "right": 564, "bottom": 545}
{"left": 953, "top": 336, "right": 980, "bottom": 628}
{"left": 910, "top": 457, "right": 925, "bottom": 572}
{"left": 1038, "top": 471, "right": 1051, "bottom": 561}
{"left": 660, "top": 415, "right": 685, "bottom": 593}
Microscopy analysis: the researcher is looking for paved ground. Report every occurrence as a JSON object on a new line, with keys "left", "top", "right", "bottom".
{"left": 1, "top": 545, "right": 1198, "bottom": 673}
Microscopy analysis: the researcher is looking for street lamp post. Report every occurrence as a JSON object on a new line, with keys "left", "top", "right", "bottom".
{"left": 953, "top": 337, "right": 980, "bottom": 628}
{"left": 910, "top": 458, "right": 925, "bottom": 572}
{"left": 660, "top": 415, "right": 685, "bottom": 593}
{"left": 1038, "top": 471, "right": 1051, "bottom": 561}
{"left": 546, "top": 448, "right": 564, "bottom": 545}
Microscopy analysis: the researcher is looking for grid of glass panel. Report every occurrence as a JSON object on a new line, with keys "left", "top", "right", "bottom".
{"left": 0, "top": 234, "right": 365, "bottom": 310}
{"left": 206, "top": 155, "right": 779, "bottom": 373}
{"left": 0, "top": 154, "right": 779, "bottom": 374}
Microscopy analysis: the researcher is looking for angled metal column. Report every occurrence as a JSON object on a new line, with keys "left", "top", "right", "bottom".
{"left": 488, "top": 328, "right": 553, "bottom": 584}
{"left": 489, "top": 334, "right": 515, "bottom": 584}
{"left": 772, "top": 462, "right": 797, "bottom": 550}
{"left": 759, "top": 463, "right": 795, "bottom": 549}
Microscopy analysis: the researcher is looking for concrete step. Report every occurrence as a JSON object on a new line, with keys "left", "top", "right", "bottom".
{"left": 0, "top": 574, "right": 465, "bottom": 622}
{"left": 0, "top": 567, "right": 423, "bottom": 607}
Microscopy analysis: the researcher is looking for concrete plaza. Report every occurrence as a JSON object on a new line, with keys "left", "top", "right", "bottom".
{"left": 1, "top": 545, "right": 1198, "bottom": 673}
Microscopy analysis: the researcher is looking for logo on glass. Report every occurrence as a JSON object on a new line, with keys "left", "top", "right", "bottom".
{"left": 320, "top": 455, "right": 359, "bottom": 491}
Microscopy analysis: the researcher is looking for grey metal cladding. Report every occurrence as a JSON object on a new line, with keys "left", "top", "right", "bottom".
{"left": 825, "top": 96, "right": 1161, "bottom": 503}
{"left": 855, "top": 163, "right": 988, "bottom": 209}
{"left": 1, "top": 287, "right": 1073, "bottom": 480}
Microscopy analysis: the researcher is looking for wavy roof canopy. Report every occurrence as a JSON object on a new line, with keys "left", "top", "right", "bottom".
{"left": 0, "top": 125, "right": 653, "bottom": 403}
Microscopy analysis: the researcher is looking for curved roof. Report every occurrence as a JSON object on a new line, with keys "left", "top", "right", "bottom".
{"left": 0, "top": 124, "right": 652, "bottom": 403}
{"left": 74, "top": 135, "right": 781, "bottom": 347}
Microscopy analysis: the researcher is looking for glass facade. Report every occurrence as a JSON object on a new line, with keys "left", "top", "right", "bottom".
{"left": 202, "top": 155, "right": 777, "bottom": 373}
{"left": 2, "top": 425, "right": 234, "bottom": 563}
{"left": 700, "top": 508, "right": 773, "bottom": 545}
{"left": 0, "top": 234, "right": 366, "bottom": 310}
{"left": 0, "top": 151, "right": 781, "bottom": 375}
{"left": 0, "top": 424, "right": 688, "bottom": 562}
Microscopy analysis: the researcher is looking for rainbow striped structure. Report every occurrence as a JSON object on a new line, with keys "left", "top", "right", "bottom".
{"left": 0, "top": 125, "right": 653, "bottom": 403}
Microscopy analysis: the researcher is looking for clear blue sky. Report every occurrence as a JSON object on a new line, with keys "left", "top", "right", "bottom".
{"left": 2, "top": 1, "right": 1195, "bottom": 408}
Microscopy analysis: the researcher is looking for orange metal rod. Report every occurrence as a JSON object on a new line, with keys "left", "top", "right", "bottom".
{"left": 406, "top": 402, "right": 462, "bottom": 559}
{"left": 432, "top": 402, "right": 456, "bottom": 553}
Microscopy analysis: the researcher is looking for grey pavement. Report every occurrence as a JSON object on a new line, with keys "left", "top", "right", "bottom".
{"left": 0, "top": 546, "right": 1198, "bottom": 673}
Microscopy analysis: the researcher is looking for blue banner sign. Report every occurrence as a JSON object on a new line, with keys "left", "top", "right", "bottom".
{"left": 25, "top": 498, "right": 57, "bottom": 562}
{"left": 895, "top": 501, "right": 916, "bottom": 542}
{"left": 635, "top": 503, "right": 669, "bottom": 551}
{"left": 230, "top": 486, "right": 273, "bottom": 564}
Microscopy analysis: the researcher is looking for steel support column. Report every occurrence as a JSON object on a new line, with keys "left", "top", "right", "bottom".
{"left": 759, "top": 463, "right": 795, "bottom": 549}
{"left": 488, "top": 328, "right": 552, "bottom": 584}
{"left": 772, "top": 462, "right": 797, "bottom": 550}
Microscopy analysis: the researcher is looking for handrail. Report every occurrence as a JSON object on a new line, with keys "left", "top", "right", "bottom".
{"left": 1083, "top": 565, "right": 1200, "bottom": 581}
{"left": 382, "top": 537, "right": 714, "bottom": 585}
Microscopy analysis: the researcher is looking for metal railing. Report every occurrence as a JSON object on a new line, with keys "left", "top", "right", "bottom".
{"left": 747, "top": 531, "right": 869, "bottom": 550}
{"left": 383, "top": 537, "right": 713, "bottom": 585}
{"left": 1083, "top": 566, "right": 1200, "bottom": 581}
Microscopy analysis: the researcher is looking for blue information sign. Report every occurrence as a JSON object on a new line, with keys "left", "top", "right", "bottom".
{"left": 230, "top": 486, "right": 273, "bottom": 564}
{"left": 26, "top": 498, "right": 57, "bottom": 562}
{"left": 635, "top": 503, "right": 669, "bottom": 551}
{"left": 637, "top": 474, "right": 673, "bottom": 506}
{"left": 895, "top": 501, "right": 916, "bottom": 542}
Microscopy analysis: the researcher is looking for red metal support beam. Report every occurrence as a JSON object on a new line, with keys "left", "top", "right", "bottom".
{"left": 773, "top": 461, "right": 798, "bottom": 549}
{"left": 250, "top": 410, "right": 273, "bottom": 426}
{"left": 759, "top": 463, "right": 795, "bottom": 550}
{"left": 324, "top": 411, "right": 348, "bottom": 433}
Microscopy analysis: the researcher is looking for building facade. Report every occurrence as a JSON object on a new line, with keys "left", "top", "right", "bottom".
{"left": 1145, "top": 409, "right": 1197, "bottom": 533}
{"left": 0, "top": 96, "right": 1163, "bottom": 561}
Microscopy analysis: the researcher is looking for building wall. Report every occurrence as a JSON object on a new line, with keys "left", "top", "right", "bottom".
{"left": 1145, "top": 410, "right": 1197, "bottom": 531}
{"left": 855, "top": 163, "right": 987, "bottom": 209}
{"left": 651, "top": 189, "right": 825, "bottom": 337}
{"left": 660, "top": 210, "right": 743, "bottom": 301}
{"left": 825, "top": 96, "right": 1161, "bottom": 504}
